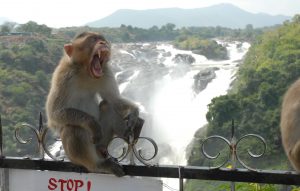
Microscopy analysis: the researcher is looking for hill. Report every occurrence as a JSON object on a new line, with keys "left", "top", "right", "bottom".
{"left": 185, "top": 15, "right": 300, "bottom": 190}
{"left": 0, "top": 22, "right": 65, "bottom": 156}
{"left": 87, "top": 3, "right": 290, "bottom": 29}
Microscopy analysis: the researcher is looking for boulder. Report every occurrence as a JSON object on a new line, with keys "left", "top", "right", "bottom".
{"left": 193, "top": 67, "right": 219, "bottom": 93}
{"left": 172, "top": 54, "right": 195, "bottom": 65}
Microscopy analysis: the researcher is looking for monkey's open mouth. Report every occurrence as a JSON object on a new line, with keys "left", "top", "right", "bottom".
{"left": 90, "top": 50, "right": 104, "bottom": 78}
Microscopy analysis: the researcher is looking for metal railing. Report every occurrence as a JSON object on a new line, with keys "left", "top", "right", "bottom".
{"left": 1, "top": 114, "right": 300, "bottom": 191}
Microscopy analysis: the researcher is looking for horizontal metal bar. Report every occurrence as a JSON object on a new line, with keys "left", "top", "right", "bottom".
{"left": 124, "top": 165, "right": 300, "bottom": 186}
{"left": 0, "top": 157, "right": 88, "bottom": 173}
{"left": 1, "top": 157, "right": 300, "bottom": 186}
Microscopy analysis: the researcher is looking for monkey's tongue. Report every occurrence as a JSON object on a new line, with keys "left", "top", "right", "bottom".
{"left": 91, "top": 56, "right": 103, "bottom": 78}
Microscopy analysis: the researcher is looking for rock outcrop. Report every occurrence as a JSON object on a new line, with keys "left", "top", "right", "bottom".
{"left": 193, "top": 67, "right": 219, "bottom": 93}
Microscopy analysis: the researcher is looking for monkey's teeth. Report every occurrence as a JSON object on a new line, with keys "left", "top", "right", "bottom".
{"left": 98, "top": 50, "right": 101, "bottom": 59}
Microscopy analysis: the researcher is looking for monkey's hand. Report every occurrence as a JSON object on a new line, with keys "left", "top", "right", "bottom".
{"left": 113, "top": 98, "right": 140, "bottom": 139}
{"left": 124, "top": 108, "right": 139, "bottom": 131}
{"left": 122, "top": 106, "right": 140, "bottom": 141}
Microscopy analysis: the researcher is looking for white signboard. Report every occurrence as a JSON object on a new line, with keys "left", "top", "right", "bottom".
{"left": 9, "top": 169, "right": 162, "bottom": 191}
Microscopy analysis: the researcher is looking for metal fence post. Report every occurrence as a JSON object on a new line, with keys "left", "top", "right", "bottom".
{"left": 0, "top": 115, "right": 9, "bottom": 191}
{"left": 230, "top": 120, "right": 236, "bottom": 191}
{"left": 0, "top": 115, "right": 3, "bottom": 157}
{"left": 179, "top": 166, "right": 184, "bottom": 191}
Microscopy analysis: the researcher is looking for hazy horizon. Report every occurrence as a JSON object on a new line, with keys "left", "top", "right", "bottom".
{"left": 1, "top": 0, "right": 300, "bottom": 28}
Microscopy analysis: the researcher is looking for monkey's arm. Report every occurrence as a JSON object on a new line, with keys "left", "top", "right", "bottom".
{"left": 113, "top": 98, "right": 140, "bottom": 137}
{"left": 98, "top": 70, "right": 138, "bottom": 117}
{"left": 51, "top": 108, "right": 102, "bottom": 142}
{"left": 98, "top": 71, "right": 121, "bottom": 101}
{"left": 97, "top": 68, "right": 140, "bottom": 137}
{"left": 113, "top": 98, "right": 139, "bottom": 118}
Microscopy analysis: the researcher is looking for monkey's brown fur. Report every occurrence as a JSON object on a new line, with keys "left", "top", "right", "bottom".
{"left": 281, "top": 78, "right": 300, "bottom": 171}
{"left": 46, "top": 32, "right": 139, "bottom": 176}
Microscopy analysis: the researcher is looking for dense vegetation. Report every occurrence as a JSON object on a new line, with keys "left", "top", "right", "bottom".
{"left": 0, "top": 21, "right": 263, "bottom": 156}
{"left": 185, "top": 15, "right": 300, "bottom": 191}
{"left": 0, "top": 23, "right": 64, "bottom": 156}
{"left": 54, "top": 23, "right": 263, "bottom": 43}
{"left": 0, "top": 16, "right": 295, "bottom": 175}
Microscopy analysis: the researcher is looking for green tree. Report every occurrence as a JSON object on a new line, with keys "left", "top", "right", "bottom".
{"left": 16, "top": 21, "right": 52, "bottom": 36}
{"left": 1, "top": 22, "right": 16, "bottom": 33}
{"left": 292, "top": 14, "right": 300, "bottom": 24}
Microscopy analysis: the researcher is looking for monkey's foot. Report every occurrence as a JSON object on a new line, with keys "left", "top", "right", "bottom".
{"left": 99, "top": 157, "right": 125, "bottom": 177}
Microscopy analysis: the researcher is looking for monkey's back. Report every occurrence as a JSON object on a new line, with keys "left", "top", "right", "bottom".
{"left": 281, "top": 78, "right": 300, "bottom": 170}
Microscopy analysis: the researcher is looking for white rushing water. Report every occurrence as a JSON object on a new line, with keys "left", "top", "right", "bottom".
{"left": 150, "top": 41, "right": 250, "bottom": 190}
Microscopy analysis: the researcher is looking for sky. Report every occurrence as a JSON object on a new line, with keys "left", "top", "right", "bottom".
{"left": 1, "top": 0, "right": 300, "bottom": 28}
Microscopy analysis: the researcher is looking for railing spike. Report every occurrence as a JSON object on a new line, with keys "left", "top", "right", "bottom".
{"left": 0, "top": 115, "right": 3, "bottom": 157}
{"left": 231, "top": 119, "right": 235, "bottom": 140}
{"left": 39, "top": 112, "right": 43, "bottom": 132}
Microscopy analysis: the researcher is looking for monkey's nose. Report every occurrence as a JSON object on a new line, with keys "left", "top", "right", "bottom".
{"left": 98, "top": 40, "right": 106, "bottom": 45}
{"left": 98, "top": 47, "right": 109, "bottom": 58}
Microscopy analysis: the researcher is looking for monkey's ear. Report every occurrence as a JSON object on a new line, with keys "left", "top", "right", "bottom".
{"left": 64, "top": 43, "right": 73, "bottom": 57}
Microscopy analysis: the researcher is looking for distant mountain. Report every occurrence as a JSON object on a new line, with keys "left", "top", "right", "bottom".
{"left": 87, "top": 3, "right": 291, "bottom": 29}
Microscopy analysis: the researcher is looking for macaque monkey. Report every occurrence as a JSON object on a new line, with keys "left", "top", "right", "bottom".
{"left": 281, "top": 78, "right": 300, "bottom": 171}
{"left": 45, "top": 32, "right": 139, "bottom": 176}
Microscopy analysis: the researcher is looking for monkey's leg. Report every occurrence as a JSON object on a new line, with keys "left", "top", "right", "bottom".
{"left": 61, "top": 126, "right": 124, "bottom": 176}
{"left": 289, "top": 140, "right": 300, "bottom": 171}
{"left": 61, "top": 127, "right": 99, "bottom": 170}
{"left": 51, "top": 108, "right": 102, "bottom": 143}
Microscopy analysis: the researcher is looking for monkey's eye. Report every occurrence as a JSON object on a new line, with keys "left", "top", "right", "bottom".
{"left": 93, "top": 36, "right": 105, "bottom": 43}
{"left": 85, "top": 36, "right": 98, "bottom": 45}
{"left": 92, "top": 36, "right": 98, "bottom": 42}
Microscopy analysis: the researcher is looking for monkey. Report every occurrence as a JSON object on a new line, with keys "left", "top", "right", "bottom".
{"left": 45, "top": 32, "right": 140, "bottom": 176}
{"left": 281, "top": 78, "right": 300, "bottom": 171}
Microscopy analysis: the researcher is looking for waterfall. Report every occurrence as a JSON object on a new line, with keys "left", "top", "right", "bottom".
{"left": 149, "top": 41, "right": 250, "bottom": 166}
{"left": 146, "top": 41, "right": 250, "bottom": 190}
{"left": 46, "top": 41, "right": 250, "bottom": 190}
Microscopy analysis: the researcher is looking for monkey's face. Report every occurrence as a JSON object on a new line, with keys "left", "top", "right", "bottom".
{"left": 65, "top": 32, "right": 111, "bottom": 79}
